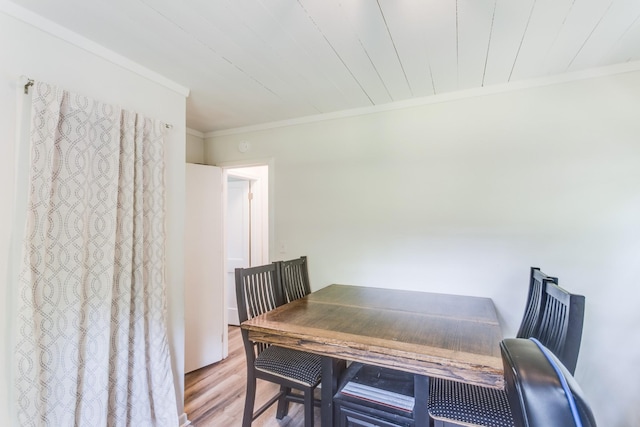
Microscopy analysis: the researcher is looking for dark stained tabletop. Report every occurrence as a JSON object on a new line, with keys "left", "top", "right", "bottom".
{"left": 242, "top": 284, "right": 504, "bottom": 389}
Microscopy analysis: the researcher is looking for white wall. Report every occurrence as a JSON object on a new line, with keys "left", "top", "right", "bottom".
{"left": 0, "top": 9, "right": 187, "bottom": 424}
{"left": 186, "top": 129, "right": 205, "bottom": 163}
{"left": 205, "top": 71, "right": 640, "bottom": 427}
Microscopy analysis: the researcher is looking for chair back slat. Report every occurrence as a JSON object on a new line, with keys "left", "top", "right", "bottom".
{"left": 279, "top": 256, "right": 311, "bottom": 303}
{"left": 532, "top": 282, "right": 585, "bottom": 374}
{"left": 516, "top": 267, "right": 558, "bottom": 339}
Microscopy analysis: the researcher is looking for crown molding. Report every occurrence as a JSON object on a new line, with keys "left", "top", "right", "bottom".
{"left": 205, "top": 60, "right": 640, "bottom": 139}
{"left": 186, "top": 128, "right": 204, "bottom": 138}
{"left": 0, "top": 1, "right": 190, "bottom": 97}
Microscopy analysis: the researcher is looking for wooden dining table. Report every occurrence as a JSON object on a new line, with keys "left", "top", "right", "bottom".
{"left": 241, "top": 284, "right": 504, "bottom": 426}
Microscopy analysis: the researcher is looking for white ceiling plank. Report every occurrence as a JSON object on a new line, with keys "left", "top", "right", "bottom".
{"left": 118, "top": 0, "right": 323, "bottom": 128}
{"left": 544, "top": 0, "right": 616, "bottom": 75}
{"left": 193, "top": 0, "right": 362, "bottom": 115}
{"left": 334, "top": 0, "right": 413, "bottom": 101}
{"left": 217, "top": 0, "right": 350, "bottom": 114}
{"left": 146, "top": 0, "right": 327, "bottom": 116}
{"left": 482, "top": 0, "right": 537, "bottom": 86}
{"left": 604, "top": 12, "right": 640, "bottom": 64}
{"left": 157, "top": 0, "right": 387, "bottom": 128}
{"left": 457, "top": 0, "right": 497, "bottom": 90}
{"left": 10, "top": 0, "right": 107, "bottom": 36}
{"left": 186, "top": 69, "right": 324, "bottom": 130}
{"left": 295, "top": 0, "right": 394, "bottom": 106}
{"left": 377, "top": 0, "right": 436, "bottom": 97}
{"left": 220, "top": 2, "right": 357, "bottom": 115}
{"left": 261, "top": 0, "right": 377, "bottom": 109}
{"left": 568, "top": 0, "right": 640, "bottom": 70}
{"left": 508, "top": 0, "right": 576, "bottom": 81}
{"left": 408, "top": 0, "right": 459, "bottom": 95}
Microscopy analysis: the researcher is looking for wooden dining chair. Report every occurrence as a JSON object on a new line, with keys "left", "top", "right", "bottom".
{"left": 501, "top": 338, "right": 597, "bottom": 427}
{"left": 278, "top": 255, "right": 311, "bottom": 303}
{"left": 235, "top": 264, "right": 322, "bottom": 427}
{"left": 428, "top": 272, "right": 586, "bottom": 427}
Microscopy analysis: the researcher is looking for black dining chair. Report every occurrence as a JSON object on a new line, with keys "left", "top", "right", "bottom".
{"left": 516, "top": 267, "right": 558, "bottom": 339}
{"left": 235, "top": 264, "right": 322, "bottom": 427}
{"left": 533, "top": 281, "right": 585, "bottom": 374}
{"left": 278, "top": 255, "right": 312, "bottom": 303}
{"left": 501, "top": 337, "right": 597, "bottom": 427}
{"left": 428, "top": 270, "right": 586, "bottom": 427}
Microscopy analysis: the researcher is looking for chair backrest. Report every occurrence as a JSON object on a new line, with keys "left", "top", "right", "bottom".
{"left": 532, "top": 282, "right": 585, "bottom": 374}
{"left": 278, "top": 256, "right": 311, "bottom": 303}
{"left": 235, "top": 263, "right": 284, "bottom": 323}
{"left": 501, "top": 338, "right": 597, "bottom": 427}
{"left": 516, "top": 267, "right": 558, "bottom": 339}
{"left": 235, "top": 263, "right": 284, "bottom": 362}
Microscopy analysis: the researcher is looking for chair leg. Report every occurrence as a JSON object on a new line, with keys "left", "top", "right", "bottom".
{"left": 304, "top": 388, "right": 314, "bottom": 427}
{"left": 242, "top": 376, "right": 257, "bottom": 427}
{"left": 276, "top": 385, "right": 291, "bottom": 419}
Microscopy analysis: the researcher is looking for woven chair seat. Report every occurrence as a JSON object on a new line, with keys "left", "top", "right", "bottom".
{"left": 428, "top": 378, "right": 514, "bottom": 427}
{"left": 255, "top": 345, "right": 322, "bottom": 387}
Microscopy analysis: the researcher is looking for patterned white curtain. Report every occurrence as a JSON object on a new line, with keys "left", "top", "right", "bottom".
{"left": 15, "top": 82, "right": 178, "bottom": 426}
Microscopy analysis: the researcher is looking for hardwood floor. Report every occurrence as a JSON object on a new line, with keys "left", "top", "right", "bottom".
{"left": 184, "top": 326, "right": 321, "bottom": 427}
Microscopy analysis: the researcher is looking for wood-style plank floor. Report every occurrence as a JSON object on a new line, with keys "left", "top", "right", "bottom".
{"left": 184, "top": 326, "right": 321, "bottom": 427}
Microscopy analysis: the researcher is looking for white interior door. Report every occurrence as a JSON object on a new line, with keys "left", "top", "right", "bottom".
{"left": 226, "top": 179, "right": 250, "bottom": 325}
{"left": 184, "top": 164, "right": 225, "bottom": 373}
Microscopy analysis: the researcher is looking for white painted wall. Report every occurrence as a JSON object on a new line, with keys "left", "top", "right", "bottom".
{"left": 186, "top": 129, "right": 205, "bottom": 164}
{"left": 0, "top": 9, "right": 187, "bottom": 424}
{"left": 205, "top": 71, "right": 640, "bottom": 427}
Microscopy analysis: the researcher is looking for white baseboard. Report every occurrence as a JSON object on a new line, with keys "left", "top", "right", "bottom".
{"left": 179, "top": 412, "right": 191, "bottom": 427}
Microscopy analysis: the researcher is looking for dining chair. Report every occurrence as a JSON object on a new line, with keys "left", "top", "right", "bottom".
{"left": 532, "top": 281, "right": 585, "bottom": 375}
{"left": 515, "top": 267, "right": 558, "bottom": 339}
{"left": 235, "top": 264, "right": 322, "bottom": 427}
{"left": 428, "top": 274, "right": 586, "bottom": 427}
{"left": 278, "top": 255, "right": 312, "bottom": 303}
{"left": 428, "top": 268, "right": 557, "bottom": 426}
{"left": 501, "top": 337, "right": 597, "bottom": 427}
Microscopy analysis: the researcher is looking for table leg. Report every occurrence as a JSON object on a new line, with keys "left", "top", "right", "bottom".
{"left": 321, "top": 356, "right": 344, "bottom": 427}
{"left": 414, "top": 374, "right": 430, "bottom": 427}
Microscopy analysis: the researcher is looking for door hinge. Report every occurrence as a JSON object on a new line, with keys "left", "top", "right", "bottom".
{"left": 248, "top": 192, "right": 254, "bottom": 201}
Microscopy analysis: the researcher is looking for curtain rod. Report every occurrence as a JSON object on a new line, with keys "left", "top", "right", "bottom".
{"left": 21, "top": 76, "right": 34, "bottom": 95}
{"left": 20, "top": 75, "right": 173, "bottom": 130}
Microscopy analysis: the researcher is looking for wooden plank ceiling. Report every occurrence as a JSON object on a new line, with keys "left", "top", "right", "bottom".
{"left": 8, "top": 0, "right": 640, "bottom": 132}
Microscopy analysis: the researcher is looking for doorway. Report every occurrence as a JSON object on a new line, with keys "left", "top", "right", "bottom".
{"left": 225, "top": 165, "right": 269, "bottom": 325}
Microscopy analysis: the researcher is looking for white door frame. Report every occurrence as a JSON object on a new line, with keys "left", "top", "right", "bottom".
{"left": 226, "top": 168, "right": 268, "bottom": 267}
{"left": 219, "top": 159, "right": 273, "bottom": 327}
{"left": 225, "top": 178, "right": 251, "bottom": 325}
